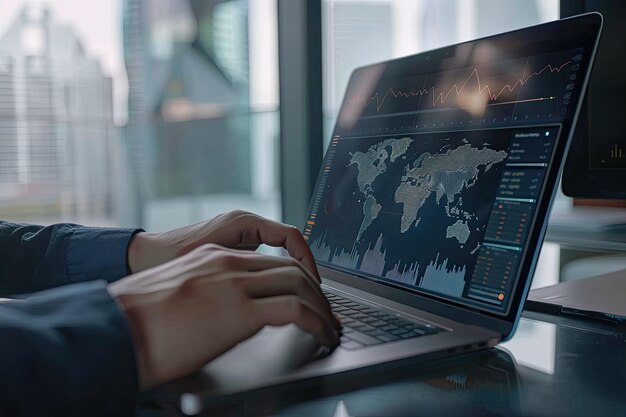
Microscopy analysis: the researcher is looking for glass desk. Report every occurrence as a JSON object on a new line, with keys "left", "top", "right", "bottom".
{"left": 145, "top": 311, "right": 626, "bottom": 416}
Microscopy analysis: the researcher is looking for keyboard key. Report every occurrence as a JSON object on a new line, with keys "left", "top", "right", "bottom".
{"left": 370, "top": 320, "right": 388, "bottom": 328}
{"left": 391, "top": 328, "right": 410, "bottom": 336}
{"left": 360, "top": 317, "right": 378, "bottom": 324}
{"left": 421, "top": 324, "right": 441, "bottom": 334}
{"left": 348, "top": 330, "right": 381, "bottom": 346}
{"left": 363, "top": 329, "right": 386, "bottom": 337}
{"left": 358, "top": 324, "right": 375, "bottom": 332}
{"left": 404, "top": 322, "right": 440, "bottom": 335}
{"left": 377, "top": 334, "right": 401, "bottom": 343}
{"left": 381, "top": 324, "right": 399, "bottom": 332}
{"left": 404, "top": 326, "right": 426, "bottom": 335}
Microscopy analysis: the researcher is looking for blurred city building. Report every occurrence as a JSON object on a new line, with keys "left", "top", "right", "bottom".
{"left": 0, "top": 0, "right": 281, "bottom": 231}
{"left": 123, "top": 0, "right": 266, "bottom": 229}
{"left": 0, "top": 5, "right": 117, "bottom": 223}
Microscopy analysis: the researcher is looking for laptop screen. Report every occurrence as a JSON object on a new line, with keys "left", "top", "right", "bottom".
{"left": 305, "top": 15, "right": 602, "bottom": 315}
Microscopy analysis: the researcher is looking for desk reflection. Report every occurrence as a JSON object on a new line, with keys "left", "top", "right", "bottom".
{"left": 197, "top": 348, "right": 521, "bottom": 417}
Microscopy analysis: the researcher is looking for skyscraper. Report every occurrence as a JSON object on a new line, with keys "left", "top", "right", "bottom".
{"left": 123, "top": 0, "right": 252, "bottom": 225}
{"left": 0, "top": 55, "right": 18, "bottom": 186}
{"left": 0, "top": 5, "right": 117, "bottom": 221}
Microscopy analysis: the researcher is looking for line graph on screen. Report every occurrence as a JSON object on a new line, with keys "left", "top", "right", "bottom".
{"left": 337, "top": 49, "right": 583, "bottom": 130}
{"left": 349, "top": 60, "right": 572, "bottom": 112}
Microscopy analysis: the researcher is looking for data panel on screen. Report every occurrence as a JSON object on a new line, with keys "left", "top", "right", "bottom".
{"left": 307, "top": 41, "right": 587, "bottom": 313}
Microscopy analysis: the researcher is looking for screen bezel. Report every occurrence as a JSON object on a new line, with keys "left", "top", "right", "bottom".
{"left": 309, "top": 13, "right": 603, "bottom": 338}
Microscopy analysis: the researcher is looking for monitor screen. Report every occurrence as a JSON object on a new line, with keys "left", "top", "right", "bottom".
{"left": 305, "top": 15, "right": 601, "bottom": 316}
{"left": 562, "top": 1, "right": 626, "bottom": 198}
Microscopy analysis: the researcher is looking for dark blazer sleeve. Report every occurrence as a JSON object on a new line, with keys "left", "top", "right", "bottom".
{"left": 0, "top": 222, "right": 144, "bottom": 415}
{"left": 0, "top": 281, "right": 139, "bottom": 416}
{"left": 0, "top": 221, "right": 142, "bottom": 296}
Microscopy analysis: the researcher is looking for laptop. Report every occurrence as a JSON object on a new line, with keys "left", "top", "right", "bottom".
{"left": 177, "top": 13, "right": 602, "bottom": 414}
{"left": 526, "top": 268, "right": 626, "bottom": 322}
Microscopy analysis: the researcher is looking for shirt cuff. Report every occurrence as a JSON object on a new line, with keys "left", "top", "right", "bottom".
{"left": 65, "top": 227, "right": 144, "bottom": 284}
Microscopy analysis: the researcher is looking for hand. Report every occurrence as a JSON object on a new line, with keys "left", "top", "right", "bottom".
{"left": 110, "top": 244, "right": 340, "bottom": 390}
{"left": 127, "top": 211, "right": 319, "bottom": 279}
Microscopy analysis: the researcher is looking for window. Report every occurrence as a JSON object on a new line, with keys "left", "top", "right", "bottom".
{"left": 322, "top": 0, "right": 560, "bottom": 146}
{"left": 0, "top": 0, "right": 280, "bottom": 230}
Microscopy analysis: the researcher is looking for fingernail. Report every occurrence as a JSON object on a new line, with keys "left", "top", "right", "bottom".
{"left": 316, "top": 345, "right": 331, "bottom": 358}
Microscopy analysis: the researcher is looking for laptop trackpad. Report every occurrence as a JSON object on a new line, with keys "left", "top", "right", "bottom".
{"left": 200, "top": 324, "right": 323, "bottom": 391}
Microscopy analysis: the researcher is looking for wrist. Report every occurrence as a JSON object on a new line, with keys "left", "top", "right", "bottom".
{"left": 127, "top": 232, "right": 182, "bottom": 274}
{"left": 127, "top": 232, "right": 146, "bottom": 274}
{"left": 127, "top": 232, "right": 159, "bottom": 274}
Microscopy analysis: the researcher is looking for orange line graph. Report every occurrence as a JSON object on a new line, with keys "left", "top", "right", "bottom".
{"left": 350, "top": 60, "right": 572, "bottom": 111}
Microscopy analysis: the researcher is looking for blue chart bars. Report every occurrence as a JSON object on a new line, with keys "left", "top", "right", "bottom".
{"left": 420, "top": 256, "right": 467, "bottom": 298}
{"left": 311, "top": 232, "right": 466, "bottom": 297}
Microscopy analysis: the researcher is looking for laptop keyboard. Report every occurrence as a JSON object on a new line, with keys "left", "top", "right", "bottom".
{"left": 323, "top": 290, "right": 445, "bottom": 350}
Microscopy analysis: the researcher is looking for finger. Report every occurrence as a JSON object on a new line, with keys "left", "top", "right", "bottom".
{"left": 238, "top": 215, "right": 320, "bottom": 281}
{"left": 209, "top": 246, "right": 323, "bottom": 294}
{"left": 239, "top": 267, "right": 340, "bottom": 330}
{"left": 207, "top": 248, "right": 340, "bottom": 328}
{"left": 250, "top": 296, "right": 339, "bottom": 347}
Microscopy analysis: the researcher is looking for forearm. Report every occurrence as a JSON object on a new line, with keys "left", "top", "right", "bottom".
{"left": 0, "top": 281, "right": 139, "bottom": 416}
{"left": 0, "top": 221, "right": 142, "bottom": 296}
